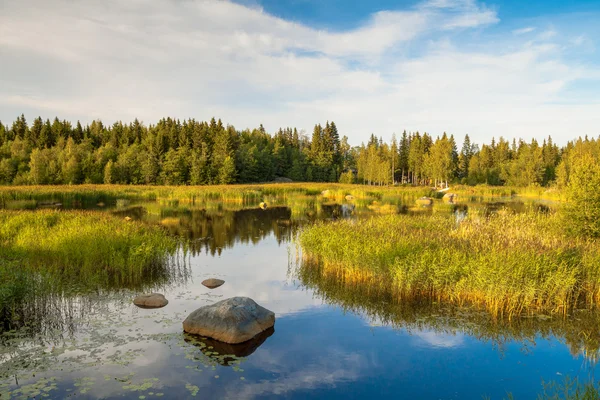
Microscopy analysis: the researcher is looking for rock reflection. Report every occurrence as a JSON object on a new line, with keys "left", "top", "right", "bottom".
{"left": 184, "top": 327, "right": 274, "bottom": 366}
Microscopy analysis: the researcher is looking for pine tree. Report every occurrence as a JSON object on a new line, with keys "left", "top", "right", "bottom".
{"left": 459, "top": 134, "right": 473, "bottom": 179}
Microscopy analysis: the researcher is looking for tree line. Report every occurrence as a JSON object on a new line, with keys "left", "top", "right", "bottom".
{"left": 0, "top": 114, "right": 596, "bottom": 188}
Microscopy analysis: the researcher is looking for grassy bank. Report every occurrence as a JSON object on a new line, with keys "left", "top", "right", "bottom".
{"left": 0, "top": 210, "right": 179, "bottom": 328}
{"left": 0, "top": 210, "right": 178, "bottom": 285}
{"left": 0, "top": 183, "right": 435, "bottom": 207}
{"left": 452, "top": 184, "right": 565, "bottom": 202}
{"left": 299, "top": 212, "right": 600, "bottom": 318}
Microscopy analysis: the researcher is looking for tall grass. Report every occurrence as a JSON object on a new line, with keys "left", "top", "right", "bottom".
{"left": 452, "top": 184, "right": 565, "bottom": 202}
{"left": 0, "top": 209, "right": 190, "bottom": 334}
{"left": 296, "top": 256, "right": 600, "bottom": 363}
{"left": 0, "top": 210, "right": 178, "bottom": 287}
{"left": 299, "top": 211, "right": 600, "bottom": 318}
{"left": 0, "top": 183, "right": 436, "bottom": 208}
{"left": 0, "top": 210, "right": 180, "bottom": 329}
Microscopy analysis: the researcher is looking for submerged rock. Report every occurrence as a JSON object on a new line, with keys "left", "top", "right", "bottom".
{"left": 133, "top": 293, "right": 168, "bottom": 308}
{"left": 202, "top": 278, "right": 225, "bottom": 289}
{"left": 183, "top": 297, "right": 275, "bottom": 344}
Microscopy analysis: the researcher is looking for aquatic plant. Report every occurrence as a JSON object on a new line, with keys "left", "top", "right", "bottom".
{"left": 0, "top": 210, "right": 177, "bottom": 285}
{"left": 299, "top": 211, "right": 600, "bottom": 319}
{"left": 295, "top": 256, "right": 600, "bottom": 363}
{"left": 0, "top": 210, "right": 179, "bottom": 329}
{"left": 536, "top": 377, "right": 600, "bottom": 400}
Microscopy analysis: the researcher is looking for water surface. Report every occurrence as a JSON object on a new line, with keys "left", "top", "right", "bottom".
{"left": 1, "top": 194, "right": 596, "bottom": 399}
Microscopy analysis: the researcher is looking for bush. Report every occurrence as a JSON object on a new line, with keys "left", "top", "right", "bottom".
{"left": 338, "top": 171, "right": 355, "bottom": 184}
{"left": 565, "top": 153, "right": 600, "bottom": 237}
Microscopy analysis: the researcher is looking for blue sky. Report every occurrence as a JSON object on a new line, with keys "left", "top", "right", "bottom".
{"left": 0, "top": 0, "right": 599, "bottom": 145}
{"left": 253, "top": 0, "right": 600, "bottom": 29}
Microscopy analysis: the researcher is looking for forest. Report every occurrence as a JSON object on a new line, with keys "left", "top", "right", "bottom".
{"left": 0, "top": 114, "right": 596, "bottom": 188}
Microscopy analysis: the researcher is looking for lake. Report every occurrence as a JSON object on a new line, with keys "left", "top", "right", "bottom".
{"left": 0, "top": 192, "right": 596, "bottom": 399}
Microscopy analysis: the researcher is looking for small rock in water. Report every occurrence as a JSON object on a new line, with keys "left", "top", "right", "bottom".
{"left": 202, "top": 278, "right": 225, "bottom": 289}
{"left": 133, "top": 293, "right": 168, "bottom": 308}
{"left": 183, "top": 297, "right": 275, "bottom": 344}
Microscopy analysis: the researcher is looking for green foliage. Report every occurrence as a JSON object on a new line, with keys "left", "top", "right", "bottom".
{"left": 0, "top": 114, "right": 597, "bottom": 190}
{"left": 565, "top": 153, "right": 600, "bottom": 237}
{"left": 338, "top": 171, "right": 355, "bottom": 184}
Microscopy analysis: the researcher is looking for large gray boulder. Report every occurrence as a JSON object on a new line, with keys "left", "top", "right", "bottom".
{"left": 183, "top": 297, "right": 275, "bottom": 344}
{"left": 133, "top": 293, "right": 168, "bottom": 308}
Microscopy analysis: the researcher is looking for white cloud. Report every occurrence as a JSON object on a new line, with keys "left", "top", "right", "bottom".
{"left": 0, "top": 0, "right": 598, "bottom": 145}
{"left": 513, "top": 26, "right": 536, "bottom": 35}
{"left": 415, "top": 331, "right": 465, "bottom": 348}
{"left": 538, "top": 29, "right": 558, "bottom": 40}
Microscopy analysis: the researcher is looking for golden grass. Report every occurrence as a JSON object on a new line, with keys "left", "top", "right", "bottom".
{"left": 299, "top": 211, "right": 600, "bottom": 319}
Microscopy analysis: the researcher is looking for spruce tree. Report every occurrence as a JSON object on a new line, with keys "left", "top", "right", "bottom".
{"left": 459, "top": 134, "right": 473, "bottom": 179}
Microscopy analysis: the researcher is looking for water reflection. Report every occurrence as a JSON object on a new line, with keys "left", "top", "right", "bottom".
{"left": 184, "top": 327, "right": 275, "bottom": 366}
{"left": 0, "top": 193, "right": 573, "bottom": 400}
{"left": 296, "top": 257, "right": 600, "bottom": 364}
{"left": 0, "top": 256, "right": 190, "bottom": 335}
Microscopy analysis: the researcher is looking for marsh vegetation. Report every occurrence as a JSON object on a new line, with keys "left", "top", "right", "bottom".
{"left": 299, "top": 212, "right": 600, "bottom": 318}
{"left": 0, "top": 183, "right": 599, "bottom": 399}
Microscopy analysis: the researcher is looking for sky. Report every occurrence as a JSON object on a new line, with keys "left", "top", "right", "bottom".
{"left": 1, "top": 0, "right": 599, "bottom": 146}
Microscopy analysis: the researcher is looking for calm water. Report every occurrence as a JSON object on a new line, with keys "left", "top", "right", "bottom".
{"left": 1, "top": 196, "right": 597, "bottom": 399}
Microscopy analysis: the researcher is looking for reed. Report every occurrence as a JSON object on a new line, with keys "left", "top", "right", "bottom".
{"left": 0, "top": 183, "right": 436, "bottom": 208}
{"left": 0, "top": 210, "right": 178, "bottom": 290}
{"left": 299, "top": 211, "right": 600, "bottom": 318}
{"left": 452, "top": 184, "right": 565, "bottom": 202}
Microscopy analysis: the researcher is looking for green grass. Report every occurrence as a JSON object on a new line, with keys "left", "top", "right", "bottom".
{"left": 0, "top": 184, "right": 565, "bottom": 211}
{"left": 0, "top": 183, "right": 434, "bottom": 208}
{"left": 0, "top": 210, "right": 178, "bottom": 286}
{"left": 299, "top": 211, "right": 600, "bottom": 319}
{"left": 0, "top": 210, "right": 179, "bottom": 329}
{"left": 452, "top": 184, "right": 565, "bottom": 202}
